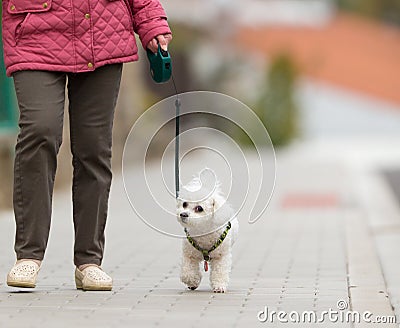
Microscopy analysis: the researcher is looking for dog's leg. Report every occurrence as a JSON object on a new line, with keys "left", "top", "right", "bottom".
{"left": 180, "top": 255, "right": 202, "bottom": 290}
{"left": 210, "top": 253, "right": 231, "bottom": 293}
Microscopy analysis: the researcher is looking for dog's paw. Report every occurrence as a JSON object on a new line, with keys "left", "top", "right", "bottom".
{"left": 181, "top": 273, "right": 201, "bottom": 290}
{"left": 213, "top": 286, "right": 226, "bottom": 293}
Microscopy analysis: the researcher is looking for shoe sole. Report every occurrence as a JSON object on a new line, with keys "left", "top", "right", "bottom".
{"left": 75, "top": 278, "right": 112, "bottom": 291}
{"left": 7, "top": 280, "right": 36, "bottom": 288}
{"left": 78, "top": 285, "right": 112, "bottom": 291}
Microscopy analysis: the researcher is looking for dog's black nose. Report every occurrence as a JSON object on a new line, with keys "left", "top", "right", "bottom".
{"left": 180, "top": 212, "right": 189, "bottom": 218}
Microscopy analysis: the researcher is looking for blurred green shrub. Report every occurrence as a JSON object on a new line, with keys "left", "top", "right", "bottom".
{"left": 336, "top": 0, "right": 400, "bottom": 26}
{"left": 252, "top": 54, "right": 298, "bottom": 147}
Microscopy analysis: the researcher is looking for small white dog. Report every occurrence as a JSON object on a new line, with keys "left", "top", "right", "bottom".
{"left": 177, "top": 176, "right": 239, "bottom": 293}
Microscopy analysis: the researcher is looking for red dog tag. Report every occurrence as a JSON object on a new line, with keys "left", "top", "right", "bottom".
{"left": 204, "top": 261, "right": 208, "bottom": 272}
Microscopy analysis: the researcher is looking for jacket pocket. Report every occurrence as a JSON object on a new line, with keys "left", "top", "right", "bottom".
{"left": 7, "top": 0, "right": 52, "bottom": 14}
{"left": 7, "top": 0, "right": 52, "bottom": 44}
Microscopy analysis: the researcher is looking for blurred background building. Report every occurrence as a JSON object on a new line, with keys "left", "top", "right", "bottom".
{"left": 1, "top": 0, "right": 400, "bottom": 208}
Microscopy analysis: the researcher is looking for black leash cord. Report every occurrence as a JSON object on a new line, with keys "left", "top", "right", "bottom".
{"left": 172, "top": 74, "right": 180, "bottom": 199}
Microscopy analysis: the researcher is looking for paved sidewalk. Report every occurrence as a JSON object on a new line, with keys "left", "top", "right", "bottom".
{"left": 0, "top": 144, "right": 398, "bottom": 327}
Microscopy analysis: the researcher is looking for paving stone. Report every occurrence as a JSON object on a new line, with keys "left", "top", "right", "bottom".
{"left": 0, "top": 151, "right": 397, "bottom": 327}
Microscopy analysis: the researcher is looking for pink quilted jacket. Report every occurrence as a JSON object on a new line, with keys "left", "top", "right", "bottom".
{"left": 1, "top": 0, "right": 171, "bottom": 76}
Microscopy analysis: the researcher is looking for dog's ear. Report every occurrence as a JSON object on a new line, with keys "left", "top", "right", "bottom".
{"left": 211, "top": 196, "right": 219, "bottom": 214}
{"left": 211, "top": 192, "right": 226, "bottom": 215}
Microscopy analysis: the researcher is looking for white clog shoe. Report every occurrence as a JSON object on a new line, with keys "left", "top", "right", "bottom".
{"left": 7, "top": 260, "right": 40, "bottom": 288}
{"left": 75, "top": 265, "right": 112, "bottom": 291}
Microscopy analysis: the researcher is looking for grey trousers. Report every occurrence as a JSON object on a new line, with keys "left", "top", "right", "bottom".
{"left": 12, "top": 64, "right": 123, "bottom": 266}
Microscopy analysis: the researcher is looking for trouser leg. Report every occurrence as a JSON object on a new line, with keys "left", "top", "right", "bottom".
{"left": 67, "top": 64, "right": 123, "bottom": 267}
{"left": 12, "top": 70, "right": 66, "bottom": 260}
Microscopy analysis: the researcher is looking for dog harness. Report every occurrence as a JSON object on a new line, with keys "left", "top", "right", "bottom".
{"left": 184, "top": 222, "right": 232, "bottom": 272}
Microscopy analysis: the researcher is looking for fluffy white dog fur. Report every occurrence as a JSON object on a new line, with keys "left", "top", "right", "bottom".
{"left": 177, "top": 177, "right": 239, "bottom": 293}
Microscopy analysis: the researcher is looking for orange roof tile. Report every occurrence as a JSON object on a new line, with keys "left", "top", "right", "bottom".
{"left": 237, "top": 13, "right": 400, "bottom": 105}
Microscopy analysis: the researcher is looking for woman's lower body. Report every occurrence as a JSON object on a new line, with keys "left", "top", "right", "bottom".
{"left": 7, "top": 64, "right": 123, "bottom": 290}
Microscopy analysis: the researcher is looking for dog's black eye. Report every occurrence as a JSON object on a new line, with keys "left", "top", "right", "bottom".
{"left": 194, "top": 205, "right": 203, "bottom": 213}
{"left": 183, "top": 202, "right": 188, "bottom": 208}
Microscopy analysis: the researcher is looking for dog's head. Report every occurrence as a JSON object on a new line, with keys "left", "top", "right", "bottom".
{"left": 177, "top": 177, "right": 227, "bottom": 232}
{"left": 177, "top": 194, "right": 215, "bottom": 227}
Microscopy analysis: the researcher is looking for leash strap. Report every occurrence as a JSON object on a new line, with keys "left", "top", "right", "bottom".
{"left": 148, "top": 44, "right": 179, "bottom": 198}
{"left": 172, "top": 75, "right": 180, "bottom": 199}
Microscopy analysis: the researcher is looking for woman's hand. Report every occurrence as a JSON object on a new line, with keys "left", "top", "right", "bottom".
{"left": 147, "top": 34, "right": 172, "bottom": 53}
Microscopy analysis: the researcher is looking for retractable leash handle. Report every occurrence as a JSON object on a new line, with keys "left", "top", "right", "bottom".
{"left": 146, "top": 44, "right": 172, "bottom": 83}
{"left": 146, "top": 43, "right": 180, "bottom": 198}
